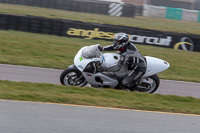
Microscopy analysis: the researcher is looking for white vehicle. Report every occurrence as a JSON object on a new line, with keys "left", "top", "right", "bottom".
{"left": 60, "top": 45, "right": 170, "bottom": 93}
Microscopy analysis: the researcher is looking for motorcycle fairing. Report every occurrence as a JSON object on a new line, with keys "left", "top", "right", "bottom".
{"left": 82, "top": 72, "right": 118, "bottom": 88}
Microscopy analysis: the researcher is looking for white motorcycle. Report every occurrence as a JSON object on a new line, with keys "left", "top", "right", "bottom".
{"left": 60, "top": 45, "right": 170, "bottom": 93}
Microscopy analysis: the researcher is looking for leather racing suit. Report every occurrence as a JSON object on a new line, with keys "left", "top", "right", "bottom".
{"left": 100, "top": 42, "right": 147, "bottom": 90}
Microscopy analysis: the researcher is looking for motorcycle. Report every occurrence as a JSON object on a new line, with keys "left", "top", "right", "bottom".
{"left": 60, "top": 45, "right": 170, "bottom": 93}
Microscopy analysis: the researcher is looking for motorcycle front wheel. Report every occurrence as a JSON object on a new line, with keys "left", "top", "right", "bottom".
{"left": 135, "top": 74, "right": 160, "bottom": 93}
{"left": 60, "top": 65, "right": 87, "bottom": 87}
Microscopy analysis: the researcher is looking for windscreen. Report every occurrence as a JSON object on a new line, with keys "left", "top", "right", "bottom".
{"left": 82, "top": 45, "right": 102, "bottom": 59}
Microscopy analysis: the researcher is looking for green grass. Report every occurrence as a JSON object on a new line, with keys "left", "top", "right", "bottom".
{"left": 0, "top": 30, "right": 200, "bottom": 82}
{"left": 1, "top": 80, "right": 200, "bottom": 115}
{"left": 1, "top": 3, "right": 200, "bottom": 35}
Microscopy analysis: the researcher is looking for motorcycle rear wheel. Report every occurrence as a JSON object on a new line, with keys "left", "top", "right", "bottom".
{"left": 60, "top": 66, "right": 87, "bottom": 87}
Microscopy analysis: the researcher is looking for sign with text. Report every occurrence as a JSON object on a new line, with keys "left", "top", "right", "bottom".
{"left": 0, "top": 13, "right": 199, "bottom": 52}
{"left": 65, "top": 21, "right": 200, "bottom": 52}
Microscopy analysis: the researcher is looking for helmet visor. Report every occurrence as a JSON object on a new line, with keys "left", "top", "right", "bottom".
{"left": 113, "top": 40, "right": 122, "bottom": 45}
{"left": 113, "top": 40, "right": 123, "bottom": 50}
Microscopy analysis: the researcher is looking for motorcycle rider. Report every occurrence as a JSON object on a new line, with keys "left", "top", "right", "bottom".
{"left": 98, "top": 32, "right": 147, "bottom": 91}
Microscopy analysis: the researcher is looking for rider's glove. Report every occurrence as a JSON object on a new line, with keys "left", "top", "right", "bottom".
{"left": 97, "top": 66, "right": 106, "bottom": 72}
{"left": 98, "top": 46, "right": 103, "bottom": 51}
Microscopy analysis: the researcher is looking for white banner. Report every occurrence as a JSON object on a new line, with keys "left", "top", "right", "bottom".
{"left": 182, "top": 9, "right": 198, "bottom": 22}
{"left": 143, "top": 5, "right": 166, "bottom": 18}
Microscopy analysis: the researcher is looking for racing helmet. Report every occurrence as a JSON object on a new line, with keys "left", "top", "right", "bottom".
{"left": 113, "top": 33, "right": 129, "bottom": 50}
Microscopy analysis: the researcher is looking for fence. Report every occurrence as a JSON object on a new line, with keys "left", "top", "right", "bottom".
{"left": 143, "top": 5, "right": 200, "bottom": 22}
{"left": 0, "top": 13, "right": 200, "bottom": 52}
{"left": 149, "top": 0, "right": 195, "bottom": 10}
{"left": 0, "top": 0, "right": 136, "bottom": 17}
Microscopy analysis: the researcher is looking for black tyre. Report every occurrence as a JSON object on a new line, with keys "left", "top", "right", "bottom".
{"left": 135, "top": 74, "right": 160, "bottom": 93}
{"left": 60, "top": 65, "right": 87, "bottom": 87}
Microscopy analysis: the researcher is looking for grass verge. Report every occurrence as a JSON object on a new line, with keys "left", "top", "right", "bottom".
{"left": 1, "top": 3, "right": 200, "bottom": 35}
{"left": 1, "top": 80, "right": 200, "bottom": 115}
{"left": 0, "top": 30, "right": 200, "bottom": 82}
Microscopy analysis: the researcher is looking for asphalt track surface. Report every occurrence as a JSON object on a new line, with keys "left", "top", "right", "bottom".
{"left": 0, "top": 64, "right": 200, "bottom": 98}
{"left": 0, "top": 99, "right": 200, "bottom": 133}
{"left": 0, "top": 64, "right": 200, "bottom": 133}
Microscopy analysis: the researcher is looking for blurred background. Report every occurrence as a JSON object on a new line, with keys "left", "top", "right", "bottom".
{"left": 105, "top": 0, "right": 199, "bottom": 10}
{"left": 1, "top": 0, "right": 200, "bottom": 21}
